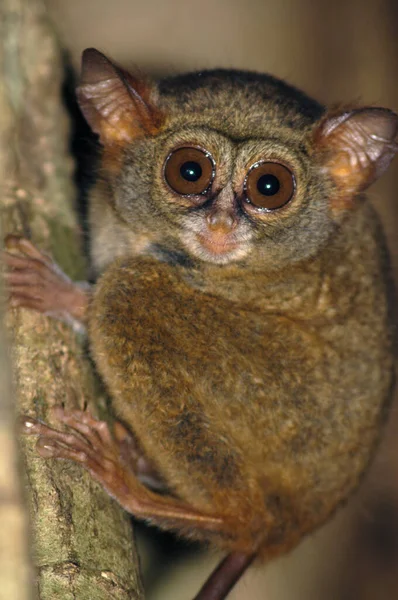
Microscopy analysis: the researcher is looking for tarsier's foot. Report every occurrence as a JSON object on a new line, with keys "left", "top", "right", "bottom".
{"left": 3, "top": 235, "right": 90, "bottom": 328}
{"left": 22, "top": 409, "right": 150, "bottom": 507}
{"left": 22, "top": 408, "right": 224, "bottom": 531}
{"left": 22, "top": 409, "right": 169, "bottom": 507}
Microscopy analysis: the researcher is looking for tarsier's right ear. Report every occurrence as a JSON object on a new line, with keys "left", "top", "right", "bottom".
{"left": 76, "top": 48, "right": 164, "bottom": 145}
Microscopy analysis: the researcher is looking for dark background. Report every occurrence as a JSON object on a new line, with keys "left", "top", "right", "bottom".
{"left": 47, "top": 1, "right": 398, "bottom": 597}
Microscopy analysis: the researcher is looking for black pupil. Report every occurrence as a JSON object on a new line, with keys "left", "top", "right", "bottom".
{"left": 180, "top": 161, "right": 202, "bottom": 182}
{"left": 257, "top": 173, "right": 280, "bottom": 196}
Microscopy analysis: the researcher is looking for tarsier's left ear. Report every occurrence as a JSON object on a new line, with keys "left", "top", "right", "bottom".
{"left": 76, "top": 48, "right": 164, "bottom": 145}
{"left": 314, "top": 107, "right": 398, "bottom": 205}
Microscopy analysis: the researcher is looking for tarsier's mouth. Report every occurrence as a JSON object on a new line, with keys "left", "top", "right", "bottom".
{"left": 196, "top": 232, "right": 239, "bottom": 256}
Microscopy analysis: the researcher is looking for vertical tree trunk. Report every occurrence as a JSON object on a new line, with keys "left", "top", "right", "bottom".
{"left": 0, "top": 0, "right": 144, "bottom": 598}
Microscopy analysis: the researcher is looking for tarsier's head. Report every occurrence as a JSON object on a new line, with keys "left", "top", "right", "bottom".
{"left": 78, "top": 48, "right": 398, "bottom": 269}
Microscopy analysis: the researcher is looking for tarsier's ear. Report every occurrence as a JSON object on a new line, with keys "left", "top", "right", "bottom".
{"left": 76, "top": 48, "right": 164, "bottom": 145}
{"left": 314, "top": 107, "right": 398, "bottom": 205}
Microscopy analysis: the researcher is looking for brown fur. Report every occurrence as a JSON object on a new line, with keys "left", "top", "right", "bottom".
{"left": 80, "top": 51, "right": 397, "bottom": 559}
{"left": 89, "top": 202, "right": 395, "bottom": 557}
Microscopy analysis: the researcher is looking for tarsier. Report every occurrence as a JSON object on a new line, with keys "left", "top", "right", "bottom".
{"left": 5, "top": 48, "right": 398, "bottom": 599}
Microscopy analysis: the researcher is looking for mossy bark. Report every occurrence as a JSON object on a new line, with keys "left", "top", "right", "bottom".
{"left": 0, "top": 0, "right": 144, "bottom": 598}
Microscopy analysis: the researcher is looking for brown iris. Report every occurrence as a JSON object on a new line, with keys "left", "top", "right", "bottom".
{"left": 244, "top": 162, "right": 295, "bottom": 210}
{"left": 164, "top": 147, "right": 214, "bottom": 195}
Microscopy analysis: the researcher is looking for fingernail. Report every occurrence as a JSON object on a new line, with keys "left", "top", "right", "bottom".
{"left": 21, "top": 417, "right": 38, "bottom": 433}
{"left": 37, "top": 439, "right": 56, "bottom": 458}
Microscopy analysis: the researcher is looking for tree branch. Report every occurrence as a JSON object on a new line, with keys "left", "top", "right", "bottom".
{"left": 0, "top": 0, "right": 144, "bottom": 597}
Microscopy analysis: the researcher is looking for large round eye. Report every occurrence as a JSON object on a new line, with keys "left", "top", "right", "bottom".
{"left": 164, "top": 147, "right": 214, "bottom": 195}
{"left": 244, "top": 162, "right": 295, "bottom": 210}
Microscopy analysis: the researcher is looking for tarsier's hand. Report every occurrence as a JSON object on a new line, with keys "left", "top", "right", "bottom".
{"left": 3, "top": 235, "right": 90, "bottom": 331}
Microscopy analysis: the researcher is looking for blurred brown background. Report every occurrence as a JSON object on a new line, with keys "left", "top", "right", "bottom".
{"left": 46, "top": 1, "right": 398, "bottom": 598}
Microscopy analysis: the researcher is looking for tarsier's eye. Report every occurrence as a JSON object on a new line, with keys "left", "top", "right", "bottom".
{"left": 164, "top": 147, "right": 214, "bottom": 195}
{"left": 244, "top": 162, "right": 295, "bottom": 210}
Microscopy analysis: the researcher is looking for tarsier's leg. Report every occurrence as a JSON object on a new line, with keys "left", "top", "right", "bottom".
{"left": 22, "top": 409, "right": 224, "bottom": 532}
{"left": 3, "top": 235, "right": 91, "bottom": 329}
{"left": 22, "top": 409, "right": 256, "bottom": 600}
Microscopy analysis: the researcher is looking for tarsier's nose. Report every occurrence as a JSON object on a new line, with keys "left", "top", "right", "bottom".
{"left": 206, "top": 210, "right": 237, "bottom": 234}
